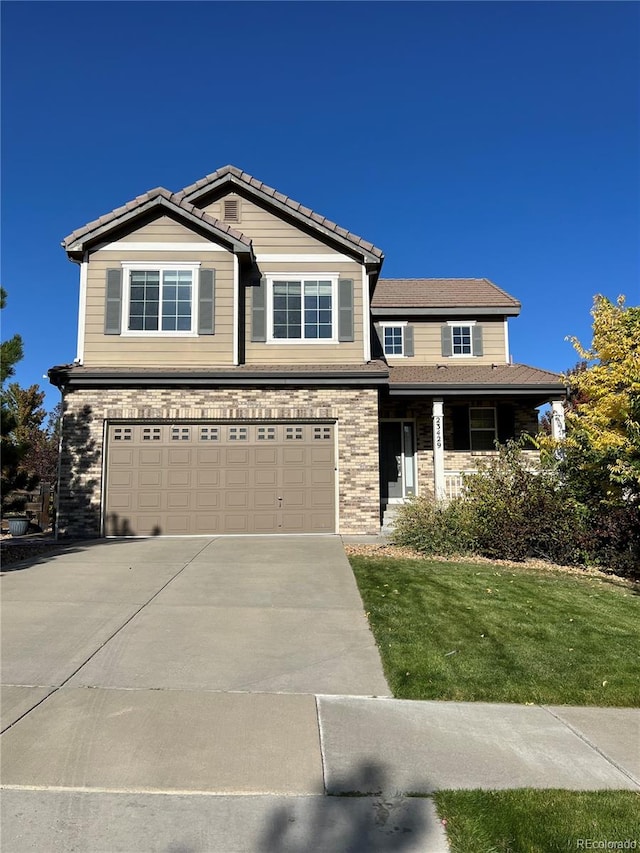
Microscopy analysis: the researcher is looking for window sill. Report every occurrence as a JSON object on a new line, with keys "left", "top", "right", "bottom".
{"left": 120, "top": 331, "right": 199, "bottom": 338}
{"left": 265, "top": 338, "right": 340, "bottom": 345}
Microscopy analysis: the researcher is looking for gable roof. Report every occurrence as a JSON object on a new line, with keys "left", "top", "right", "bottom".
{"left": 371, "top": 278, "right": 521, "bottom": 316}
{"left": 62, "top": 187, "right": 254, "bottom": 260}
{"left": 177, "top": 164, "right": 384, "bottom": 264}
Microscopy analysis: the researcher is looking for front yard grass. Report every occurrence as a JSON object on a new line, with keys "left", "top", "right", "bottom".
{"left": 349, "top": 556, "right": 640, "bottom": 706}
{"left": 432, "top": 789, "right": 640, "bottom": 853}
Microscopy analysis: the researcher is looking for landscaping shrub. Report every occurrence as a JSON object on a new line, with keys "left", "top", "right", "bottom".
{"left": 391, "top": 494, "right": 476, "bottom": 556}
{"left": 463, "top": 445, "right": 586, "bottom": 565}
{"left": 583, "top": 502, "right": 640, "bottom": 580}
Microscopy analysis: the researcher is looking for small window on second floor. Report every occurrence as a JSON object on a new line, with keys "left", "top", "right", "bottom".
{"left": 383, "top": 326, "right": 404, "bottom": 356}
{"left": 442, "top": 322, "right": 483, "bottom": 357}
{"left": 452, "top": 325, "right": 472, "bottom": 355}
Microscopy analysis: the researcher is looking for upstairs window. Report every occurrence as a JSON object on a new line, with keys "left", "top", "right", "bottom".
{"left": 451, "top": 324, "right": 472, "bottom": 355}
{"left": 121, "top": 263, "right": 200, "bottom": 336}
{"left": 442, "top": 322, "right": 483, "bottom": 357}
{"left": 384, "top": 326, "right": 404, "bottom": 355}
{"left": 268, "top": 276, "right": 337, "bottom": 342}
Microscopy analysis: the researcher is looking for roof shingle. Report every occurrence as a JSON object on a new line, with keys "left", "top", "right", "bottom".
{"left": 372, "top": 278, "right": 521, "bottom": 309}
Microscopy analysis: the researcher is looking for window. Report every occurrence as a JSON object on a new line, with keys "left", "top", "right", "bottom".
{"left": 469, "top": 407, "right": 497, "bottom": 450}
{"left": 451, "top": 325, "right": 472, "bottom": 355}
{"left": 122, "top": 263, "right": 199, "bottom": 335}
{"left": 383, "top": 326, "right": 404, "bottom": 356}
{"left": 443, "top": 321, "right": 483, "bottom": 357}
{"left": 268, "top": 276, "right": 338, "bottom": 342}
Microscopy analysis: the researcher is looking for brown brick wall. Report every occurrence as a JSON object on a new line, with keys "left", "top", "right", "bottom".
{"left": 58, "top": 387, "right": 380, "bottom": 537}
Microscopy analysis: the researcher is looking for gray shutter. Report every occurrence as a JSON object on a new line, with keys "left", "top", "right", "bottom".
{"left": 472, "top": 324, "right": 484, "bottom": 356}
{"left": 404, "top": 325, "right": 414, "bottom": 357}
{"left": 104, "top": 269, "right": 122, "bottom": 335}
{"left": 374, "top": 323, "right": 384, "bottom": 357}
{"left": 198, "top": 269, "right": 215, "bottom": 335}
{"left": 338, "top": 278, "right": 354, "bottom": 342}
{"left": 251, "top": 277, "right": 267, "bottom": 342}
{"left": 441, "top": 325, "right": 452, "bottom": 357}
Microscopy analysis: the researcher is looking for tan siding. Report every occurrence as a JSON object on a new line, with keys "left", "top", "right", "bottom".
{"left": 83, "top": 247, "right": 235, "bottom": 367}
{"left": 383, "top": 319, "right": 507, "bottom": 365}
{"left": 117, "top": 216, "right": 211, "bottom": 243}
{"left": 244, "top": 261, "right": 365, "bottom": 364}
{"left": 202, "top": 195, "right": 337, "bottom": 254}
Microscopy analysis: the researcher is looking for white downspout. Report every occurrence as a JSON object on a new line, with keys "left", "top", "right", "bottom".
{"left": 504, "top": 318, "right": 510, "bottom": 364}
{"left": 233, "top": 254, "right": 239, "bottom": 366}
{"left": 76, "top": 252, "right": 88, "bottom": 364}
{"left": 362, "top": 264, "right": 371, "bottom": 362}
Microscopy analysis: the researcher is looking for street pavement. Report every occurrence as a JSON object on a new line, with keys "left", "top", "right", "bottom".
{"left": 1, "top": 536, "right": 638, "bottom": 852}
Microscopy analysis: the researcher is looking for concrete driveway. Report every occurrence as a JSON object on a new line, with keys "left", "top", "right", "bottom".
{"left": 1, "top": 536, "right": 390, "bottom": 696}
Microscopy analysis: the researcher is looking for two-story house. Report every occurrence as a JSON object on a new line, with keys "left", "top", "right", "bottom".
{"left": 48, "top": 165, "right": 566, "bottom": 538}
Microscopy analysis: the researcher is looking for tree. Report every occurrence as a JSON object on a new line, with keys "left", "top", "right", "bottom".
{"left": 563, "top": 295, "right": 640, "bottom": 500}
{"left": 0, "top": 288, "right": 23, "bottom": 384}
{"left": 1, "top": 291, "right": 39, "bottom": 511}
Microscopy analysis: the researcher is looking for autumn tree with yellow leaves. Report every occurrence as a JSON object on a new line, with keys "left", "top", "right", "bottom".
{"left": 562, "top": 295, "right": 640, "bottom": 502}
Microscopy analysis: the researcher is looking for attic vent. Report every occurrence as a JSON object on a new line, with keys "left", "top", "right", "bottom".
{"left": 223, "top": 198, "right": 240, "bottom": 223}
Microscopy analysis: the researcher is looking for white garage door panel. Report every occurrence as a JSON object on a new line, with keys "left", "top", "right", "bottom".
{"left": 105, "top": 422, "right": 336, "bottom": 536}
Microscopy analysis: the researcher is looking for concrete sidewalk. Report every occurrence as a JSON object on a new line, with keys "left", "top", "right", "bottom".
{"left": 1, "top": 536, "right": 638, "bottom": 852}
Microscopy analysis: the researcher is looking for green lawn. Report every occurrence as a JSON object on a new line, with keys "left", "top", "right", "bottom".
{"left": 349, "top": 556, "right": 640, "bottom": 706}
{"left": 432, "top": 789, "right": 640, "bottom": 853}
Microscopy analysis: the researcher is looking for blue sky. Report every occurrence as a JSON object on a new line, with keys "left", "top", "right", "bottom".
{"left": 2, "top": 1, "right": 638, "bottom": 412}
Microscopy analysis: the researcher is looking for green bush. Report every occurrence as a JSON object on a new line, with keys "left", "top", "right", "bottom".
{"left": 463, "top": 442, "right": 586, "bottom": 565}
{"left": 391, "top": 494, "right": 477, "bottom": 556}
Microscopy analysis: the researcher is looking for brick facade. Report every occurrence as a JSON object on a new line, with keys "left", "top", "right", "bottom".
{"left": 57, "top": 387, "right": 380, "bottom": 538}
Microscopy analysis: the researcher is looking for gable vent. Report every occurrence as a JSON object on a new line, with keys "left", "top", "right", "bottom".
{"left": 223, "top": 198, "right": 240, "bottom": 223}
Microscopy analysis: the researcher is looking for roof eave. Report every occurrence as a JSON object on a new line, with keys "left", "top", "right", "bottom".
{"left": 48, "top": 367, "right": 389, "bottom": 389}
{"left": 371, "top": 306, "right": 521, "bottom": 317}
{"left": 388, "top": 383, "right": 566, "bottom": 397}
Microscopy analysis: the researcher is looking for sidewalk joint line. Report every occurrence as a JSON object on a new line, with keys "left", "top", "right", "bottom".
{"left": 540, "top": 705, "right": 640, "bottom": 788}
{"left": 315, "top": 694, "right": 329, "bottom": 795}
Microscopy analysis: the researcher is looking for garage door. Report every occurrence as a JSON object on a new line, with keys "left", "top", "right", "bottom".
{"left": 104, "top": 422, "right": 336, "bottom": 536}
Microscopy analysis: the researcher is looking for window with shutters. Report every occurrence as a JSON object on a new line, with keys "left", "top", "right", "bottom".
{"left": 444, "top": 321, "right": 482, "bottom": 357}
{"left": 265, "top": 275, "right": 339, "bottom": 343}
{"left": 120, "top": 263, "right": 201, "bottom": 336}
{"left": 381, "top": 324, "right": 405, "bottom": 356}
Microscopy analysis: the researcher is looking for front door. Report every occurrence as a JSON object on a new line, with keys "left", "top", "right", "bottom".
{"left": 379, "top": 421, "right": 416, "bottom": 503}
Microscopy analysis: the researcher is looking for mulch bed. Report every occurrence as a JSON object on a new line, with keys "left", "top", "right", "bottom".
{"left": 343, "top": 543, "right": 634, "bottom": 587}
{"left": 0, "top": 533, "right": 71, "bottom": 569}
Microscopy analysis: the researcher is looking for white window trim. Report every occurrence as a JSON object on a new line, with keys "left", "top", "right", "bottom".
{"left": 380, "top": 321, "right": 407, "bottom": 358}
{"left": 265, "top": 273, "right": 339, "bottom": 344}
{"left": 121, "top": 261, "right": 201, "bottom": 337}
{"left": 447, "top": 320, "right": 477, "bottom": 357}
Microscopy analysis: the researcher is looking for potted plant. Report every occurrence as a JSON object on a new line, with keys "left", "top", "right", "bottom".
{"left": 5, "top": 513, "right": 30, "bottom": 536}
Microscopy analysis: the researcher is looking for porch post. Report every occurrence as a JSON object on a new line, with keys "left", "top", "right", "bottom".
{"left": 432, "top": 399, "right": 446, "bottom": 501}
{"left": 551, "top": 400, "right": 566, "bottom": 441}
